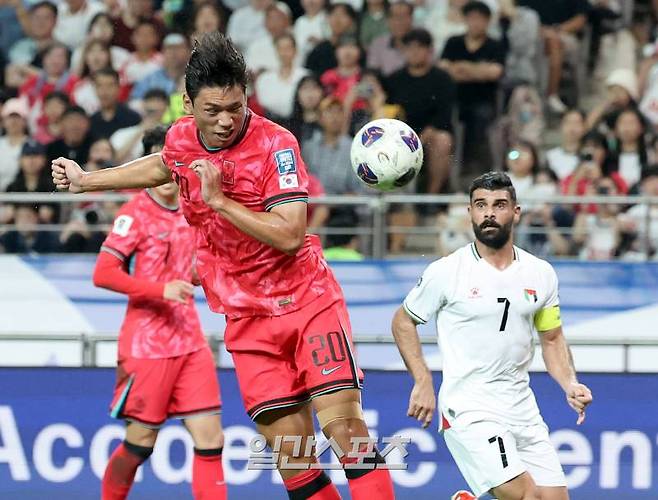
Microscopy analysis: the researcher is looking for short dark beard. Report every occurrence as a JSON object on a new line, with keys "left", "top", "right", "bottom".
{"left": 472, "top": 219, "right": 513, "bottom": 250}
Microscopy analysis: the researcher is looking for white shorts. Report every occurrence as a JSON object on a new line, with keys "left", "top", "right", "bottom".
{"left": 443, "top": 419, "right": 566, "bottom": 498}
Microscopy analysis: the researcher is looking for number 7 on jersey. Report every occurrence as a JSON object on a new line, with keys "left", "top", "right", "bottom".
{"left": 497, "top": 297, "right": 510, "bottom": 332}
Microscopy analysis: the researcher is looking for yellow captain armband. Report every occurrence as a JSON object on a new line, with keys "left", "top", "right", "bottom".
{"left": 534, "top": 305, "right": 562, "bottom": 332}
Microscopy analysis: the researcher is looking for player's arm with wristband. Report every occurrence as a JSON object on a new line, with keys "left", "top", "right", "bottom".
{"left": 536, "top": 268, "right": 593, "bottom": 424}
{"left": 52, "top": 153, "right": 172, "bottom": 192}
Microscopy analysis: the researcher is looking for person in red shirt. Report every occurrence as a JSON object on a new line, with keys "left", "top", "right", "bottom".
{"left": 53, "top": 32, "right": 395, "bottom": 500}
{"left": 93, "top": 125, "right": 226, "bottom": 500}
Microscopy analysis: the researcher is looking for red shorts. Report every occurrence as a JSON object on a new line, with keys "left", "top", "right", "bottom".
{"left": 225, "top": 298, "right": 364, "bottom": 420}
{"left": 109, "top": 347, "right": 221, "bottom": 428}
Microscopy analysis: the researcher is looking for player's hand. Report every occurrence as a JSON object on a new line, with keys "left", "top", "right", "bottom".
{"left": 566, "top": 382, "right": 592, "bottom": 425}
{"left": 52, "top": 157, "right": 85, "bottom": 193}
{"left": 190, "top": 159, "right": 224, "bottom": 210}
{"left": 163, "top": 280, "right": 194, "bottom": 304}
{"left": 408, "top": 377, "right": 436, "bottom": 428}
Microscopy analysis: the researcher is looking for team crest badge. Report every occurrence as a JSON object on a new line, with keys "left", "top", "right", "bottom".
{"left": 524, "top": 289, "right": 537, "bottom": 303}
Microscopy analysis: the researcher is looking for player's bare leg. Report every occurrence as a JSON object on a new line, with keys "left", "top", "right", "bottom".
{"left": 313, "top": 389, "right": 395, "bottom": 500}
{"left": 490, "top": 471, "right": 541, "bottom": 500}
{"left": 102, "top": 423, "right": 158, "bottom": 500}
{"left": 256, "top": 404, "right": 341, "bottom": 499}
{"left": 184, "top": 414, "right": 227, "bottom": 499}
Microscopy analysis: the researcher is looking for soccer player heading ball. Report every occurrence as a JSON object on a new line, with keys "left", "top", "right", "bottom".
{"left": 53, "top": 32, "right": 395, "bottom": 499}
{"left": 392, "top": 172, "right": 593, "bottom": 500}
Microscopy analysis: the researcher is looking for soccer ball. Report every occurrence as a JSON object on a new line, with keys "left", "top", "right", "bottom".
{"left": 350, "top": 118, "right": 424, "bottom": 191}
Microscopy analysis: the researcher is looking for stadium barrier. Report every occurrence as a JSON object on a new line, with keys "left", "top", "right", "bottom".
{"left": 1, "top": 192, "right": 657, "bottom": 258}
{"left": 0, "top": 368, "right": 656, "bottom": 499}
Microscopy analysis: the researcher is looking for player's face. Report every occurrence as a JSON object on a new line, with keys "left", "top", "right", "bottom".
{"left": 188, "top": 85, "right": 248, "bottom": 149}
{"left": 469, "top": 189, "right": 520, "bottom": 250}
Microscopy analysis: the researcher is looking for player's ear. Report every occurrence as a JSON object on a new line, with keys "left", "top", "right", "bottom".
{"left": 183, "top": 93, "right": 193, "bottom": 115}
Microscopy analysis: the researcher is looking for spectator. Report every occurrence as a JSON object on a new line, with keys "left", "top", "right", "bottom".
{"left": 120, "top": 21, "right": 164, "bottom": 88}
{"left": 504, "top": 140, "right": 540, "bottom": 198}
{"left": 546, "top": 109, "right": 586, "bottom": 181}
{"left": 302, "top": 96, "right": 364, "bottom": 194}
{"left": 130, "top": 33, "right": 190, "bottom": 100}
{"left": 618, "top": 166, "right": 658, "bottom": 260}
{"left": 286, "top": 75, "right": 325, "bottom": 142}
{"left": 226, "top": 0, "right": 273, "bottom": 53}
{"left": 562, "top": 131, "right": 627, "bottom": 211}
{"left": 19, "top": 42, "right": 78, "bottom": 131}
{"left": 90, "top": 68, "right": 141, "bottom": 139}
{"left": 367, "top": 1, "right": 413, "bottom": 77}
{"left": 72, "top": 39, "right": 113, "bottom": 115}
{"left": 497, "top": 0, "right": 540, "bottom": 89}
{"left": 6, "top": 140, "right": 58, "bottom": 224}
{"left": 111, "top": 0, "right": 165, "bottom": 52}
{"left": 323, "top": 210, "right": 364, "bottom": 260}
{"left": 0, "top": 98, "right": 29, "bottom": 191}
{"left": 85, "top": 136, "right": 115, "bottom": 170}
{"left": 0, "top": 204, "right": 59, "bottom": 253}
{"left": 46, "top": 105, "right": 93, "bottom": 165}
{"left": 347, "top": 69, "right": 405, "bottom": 134}
{"left": 387, "top": 28, "right": 455, "bottom": 194}
{"left": 518, "top": 0, "right": 589, "bottom": 113}
{"left": 611, "top": 107, "right": 649, "bottom": 188}
{"left": 587, "top": 68, "right": 639, "bottom": 133}
{"left": 293, "top": 0, "right": 329, "bottom": 61}
{"left": 53, "top": 0, "right": 106, "bottom": 50}
{"left": 320, "top": 36, "right": 364, "bottom": 112}
{"left": 305, "top": 3, "right": 358, "bottom": 76}
{"left": 33, "top": 91, "right": 69, "bottom": 144}
{"left": 440, "top": 1, "right": 504, "bottom": 178}
{"left": 245, "top": 2, "right": 294, "bottom": 75}
{"left": 188, "top": 1, "right": 227, "bottom": 42}
{"left": 8, "top": 1, "right": 58, "bottom": 67}
{"left": 111, "top": 88, "right": 169, "bottom": 162}
{"left": 71, "top": 13, "right": 130, "bottom": 72}
{"left": 255, "top": 34, "right": 309, "bottom": 121}
{"left": 424, "top": 0, "right": 466, "bottom": 57}
{"left": 360, "top": 0, "right": 389, "bottom": 49}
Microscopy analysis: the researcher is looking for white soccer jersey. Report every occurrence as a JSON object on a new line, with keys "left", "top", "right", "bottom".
{"left": 403, "top": 242, "right": 560, "bottom": 428}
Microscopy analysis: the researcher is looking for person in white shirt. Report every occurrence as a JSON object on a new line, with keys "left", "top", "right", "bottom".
{"left": 546, "top": 109, "right": 585, "bottom": 181}
{"left": 611, "top": 107, "right": 649, "bottom": 189}
{"left": 294, "top": 0, "right": 329, "bottom": 60}
{"left": 255, "top": 34, "right": 309, "bottom": 119}
{"left": 226, "top": 0, "right": 273, "bottom": 53}
{"left": 0, "top": 98, "right": 30, "bottom": 191}
{"left": 53, "top": 0, "right": 106, "bottom": 50}
{"left": 245, "top": 2, "right": 294, "bottom": 75}
{"left": 392, "top": 171, "right": 593, "bottom": 500}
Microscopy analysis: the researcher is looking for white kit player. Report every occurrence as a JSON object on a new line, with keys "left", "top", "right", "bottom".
{"left": 391, "top": 172, "right": 593, "bottom": 500}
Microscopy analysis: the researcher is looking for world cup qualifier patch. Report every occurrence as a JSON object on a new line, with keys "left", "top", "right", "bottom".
{"left": 274, "top": 149, "right": 296, "bottom": 175}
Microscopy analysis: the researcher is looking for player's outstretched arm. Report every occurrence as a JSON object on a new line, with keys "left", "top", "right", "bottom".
{"left": 52, "top": 153, "right": 172, "bottom": 193}
{"left": 539, "top": 326, "right": 593, "bottom": 425}
{"left": 191, "top": 159, "right": 306, "bottom": 255}
{"left": 392, "top": 306, "right": 436, "bottom": 428}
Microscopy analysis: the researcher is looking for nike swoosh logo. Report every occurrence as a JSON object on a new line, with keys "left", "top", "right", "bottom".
{"left": 174, "top": 161, "right": 185, "bottom": 167}
{"left": 321, "top": 366, "right": 341, "bottom": 376}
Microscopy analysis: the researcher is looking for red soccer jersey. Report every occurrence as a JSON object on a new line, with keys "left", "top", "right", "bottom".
{"left": 100, "top": 189, "right": 207, "bottom": 359}
{"left": 160, "top": 112, "right": 342, "bottom": 318}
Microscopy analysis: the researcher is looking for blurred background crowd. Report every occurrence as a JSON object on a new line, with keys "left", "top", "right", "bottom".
{"left": 1, "top": 0, "right": 658, "bottom": 259}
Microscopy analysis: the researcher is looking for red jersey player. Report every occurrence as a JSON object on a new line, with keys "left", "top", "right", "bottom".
{"left": 53, "top": 33, "right": 395, "bottom": 500}
{"left": 92, "top": 126, "right": 226, "bottom": 500}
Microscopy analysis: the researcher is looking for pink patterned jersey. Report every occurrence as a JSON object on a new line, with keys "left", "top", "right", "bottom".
{"left": 101, "top": 189, "right": 207, "bottom": 359}
{"left": 160, "top": 112, "right": 342, "bottom": 318}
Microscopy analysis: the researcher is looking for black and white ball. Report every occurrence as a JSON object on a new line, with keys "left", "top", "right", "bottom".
{"left": 350, "top": 118, "right": 424, "bottom": 191}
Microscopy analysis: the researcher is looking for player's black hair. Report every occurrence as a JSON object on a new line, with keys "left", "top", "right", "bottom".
{"left": 185, "top": 32, "right": 248, "bottom": 101}
{"left": 402, "top": 28, "right": 433, "bottom": 47}
{"left": 142, "top": 124, "right": 171, "bottom": 154}
{"left": 92, "top": 67, "right": 120, "bottom": 83}
{"left": 462, "top": 0, "right": 492, "bottom": 17}
{"left": 469, "top": 172, "right": 517, "bottom": 203}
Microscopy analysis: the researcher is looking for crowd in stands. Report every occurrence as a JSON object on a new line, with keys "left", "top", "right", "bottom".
{"left": 0, "top": 0, "right": 658, "bottom": 260}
